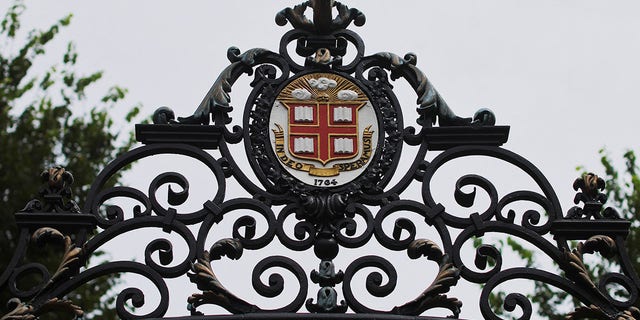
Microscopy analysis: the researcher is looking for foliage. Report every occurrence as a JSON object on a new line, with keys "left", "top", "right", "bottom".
{"left": 0, "top": 1, "right": 140, "bottom": 318}
{"left": 488, "top": 149, "right": 639, "bottom": 319}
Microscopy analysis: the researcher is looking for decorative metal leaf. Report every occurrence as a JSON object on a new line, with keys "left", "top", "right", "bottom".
{"left": 37, "top": 298, "right": 84, "bottom": 318}
{"left": 563, "top": 247, "right": 597, "bottom": 290}
{"left": 567, "top": 173, "right": 615, "bottom": 219}
{"left": 276, "top": 2, "right": 312, "bottom": 31}
{"left": 0, "top": 298, "right": 84, "bottom": 320}
{"left": 427, "top": 261, "right": 461, "bottom": 296}
{"left": 566, "top": 304, "right": 640, "bottom": 320}
{"left": 565, "top": 304, "right": 602, "bottom": 320}
{"left": 18, "top": 167, "right": 81, "bottom": 213}
{"left": 209, "top": 238, "right": 244, "bottom": 261}
{"left": 48, "top": 236, "right": 82, "bottom": 285}
{"left": 0, "top": 299, "right": 35, "bottom": 320}
{"left": 189, "top": 251, "right": 222, "bottom": 293}
{"left": 392, "top": 260, "right": 462, "bottom": 317}
{"left": 333, "top": 2, "right": 366, "bottom": 29}
{"left": 372, "top": 52, "right": 473, "bottom": 126}
{"left": 188, "top": 243, "right": 259, "bottom": 314}
{"left": 178, "top": 47, "right": 272, "bottom": 124}
{"left": 573, "top": 173, "right": 604, "bottom": 199}
{"left": 393, "top": 242, "right": 461, "bottom": 318}
{"left": 31, "top": 228, "right": 83, "bottom": 287}
{"left": 621, "top": 307, "right": 640, "bottom": 320}
{"left": 561, "top": 235, "right": 619, "bottom": 307}
{"left": 188, "top": 291, "right": 259, "bottom": 315}
{"left": 19, "top": 199, "right": 43, "bottom": 213}
{"left": 407, "top": 239, "right": 443, "bottom": 262}
{"left": 580, "top": 235, "right": 617, "bottom": 259}
{"left": 31, "top": 227, "right": 65, "bottom": 246}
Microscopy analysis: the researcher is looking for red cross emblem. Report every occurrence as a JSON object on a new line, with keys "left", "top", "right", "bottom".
{"left": 283, "top": 101, "right": 364, "bottom": 164}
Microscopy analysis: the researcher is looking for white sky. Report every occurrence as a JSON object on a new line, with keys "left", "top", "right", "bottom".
{"left": 6, "top": 1, "right": 640, "bottom": 319}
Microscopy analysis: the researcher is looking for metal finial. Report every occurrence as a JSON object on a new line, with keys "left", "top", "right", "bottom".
{"left": 275, "top": 0, "right": 365, "bottom": 34}
{"left": 311, "top": 0, "right": 335, "bottom": 34}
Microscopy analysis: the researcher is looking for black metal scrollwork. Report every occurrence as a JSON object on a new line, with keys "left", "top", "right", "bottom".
{"left": 2, "top": 1, "right": 639, "bottom": 320}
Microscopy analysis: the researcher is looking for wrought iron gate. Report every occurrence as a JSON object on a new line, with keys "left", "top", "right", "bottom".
{"left": 1, "top": 1, "right": 638, "bottom": 319}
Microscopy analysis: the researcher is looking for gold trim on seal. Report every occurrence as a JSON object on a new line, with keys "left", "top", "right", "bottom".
{"left": 272, "top": 124, "right": 374, "bottom": 177}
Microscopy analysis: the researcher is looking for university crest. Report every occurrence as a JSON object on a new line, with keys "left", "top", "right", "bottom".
{"left": 269, "top": 73, "right": 378, "bottom": 187}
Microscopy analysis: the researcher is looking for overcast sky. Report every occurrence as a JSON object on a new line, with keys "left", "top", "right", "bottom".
{"left": 6, "top": 1, "right": 640, "bottom": 319}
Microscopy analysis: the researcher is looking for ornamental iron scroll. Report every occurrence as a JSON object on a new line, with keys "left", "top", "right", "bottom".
{"left": 1, "top": 1, "right": 638, "bottom": 320}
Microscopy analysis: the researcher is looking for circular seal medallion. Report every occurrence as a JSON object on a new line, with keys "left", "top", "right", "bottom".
{"left": 269, "top": 73, "right": 379, "bottom": 187}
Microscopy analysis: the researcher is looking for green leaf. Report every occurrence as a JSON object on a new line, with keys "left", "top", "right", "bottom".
{"left": 0, "top": 2, "right": 138, "bottom": 318}
{"left": 1, "top": 0, "right": 25, "bottom": 37}
{"left": 101, "top": 85, "right": 128, "bottom": 103}
{"left": 75, "top": 71, "right": 103, "bottom": 97}
{"left": 125, "top": 104, "right": 141, "bottom": 122}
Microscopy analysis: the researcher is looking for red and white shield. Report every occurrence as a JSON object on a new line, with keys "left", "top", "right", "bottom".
{"left": 269, "top": 73, "right": 378, "bottom": 186}
{"left": 284, "top": 101, "right": 363, "bottom": 164}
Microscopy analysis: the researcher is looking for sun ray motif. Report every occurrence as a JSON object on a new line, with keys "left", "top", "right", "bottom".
{"left": 278, "top": 73, "right": 368, "bottom": 102}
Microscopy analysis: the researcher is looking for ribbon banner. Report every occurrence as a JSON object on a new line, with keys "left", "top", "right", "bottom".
{"left": 273, "top": 125, "right": 374, "bottom": 177}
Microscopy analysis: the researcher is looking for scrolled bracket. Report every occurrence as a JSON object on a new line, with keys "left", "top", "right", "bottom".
{"left": 392, "top": 239, "right": 462, "bottom": 318}
{"left": 31, "top": 228, "right": 83, "bottom": 287}
{"left": 370, "top": 52, "right": 495, "bottom": 128}
{"left": 1, "top": 229, "right": 86, "bottom": 319}
{"left": 187, "top": 239, "right": 259, "bottom": 315}
{"left": 559, "top": 235, "right": 640, "bottom": 318}
{"left": 562, "top": 236, "right": 613, "bottom": 291}
{"left": 177, "top": 47, "right": 278, "bottom": 125}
